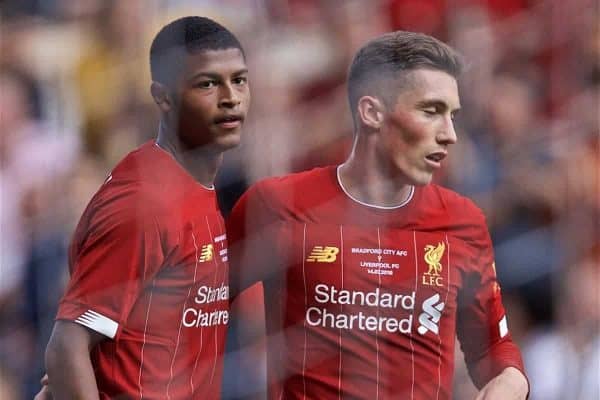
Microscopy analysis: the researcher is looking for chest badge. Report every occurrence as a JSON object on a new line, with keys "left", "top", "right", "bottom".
{"left": 422, "top": 242, "right": 445, "bottom": 287}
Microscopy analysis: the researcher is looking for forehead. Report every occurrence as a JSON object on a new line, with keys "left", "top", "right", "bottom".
{"left": 394, "top": 69, "right": 460, "bottom": 108}
{"left": 181, "top": 48, "right": 247, "bottom": 77}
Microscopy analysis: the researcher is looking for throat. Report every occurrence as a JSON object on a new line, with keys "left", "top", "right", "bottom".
{"left": 155, "top": 138, "right": 222, "bottom": 188}
{"left": 337, "top": 163, "right": 414, "bottom": 208}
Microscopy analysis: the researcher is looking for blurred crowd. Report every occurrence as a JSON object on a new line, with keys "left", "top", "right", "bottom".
{"left": 0, "top": 0, "right": 597, "bottom": 399}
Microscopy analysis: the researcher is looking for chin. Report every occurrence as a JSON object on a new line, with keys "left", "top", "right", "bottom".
{"left": 408, "top": 172, "right": 434, "bottom": 186}
{"left": 214, "top": 132, "right": 242, "bottom": 150}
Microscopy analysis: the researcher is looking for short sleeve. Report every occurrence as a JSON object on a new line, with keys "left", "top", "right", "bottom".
{"left": 57, "top": 189, "right": 165, "bottom": 339}
{"left": 456, "top": 208, "right": 528, "bottom": 389}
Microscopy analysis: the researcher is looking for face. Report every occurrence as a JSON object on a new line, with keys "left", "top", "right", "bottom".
{"left": 171, "top": 48, "right": 250, "bottom": 152}
{"left": 377, "top": 68, "right": 460, "bottom": 186}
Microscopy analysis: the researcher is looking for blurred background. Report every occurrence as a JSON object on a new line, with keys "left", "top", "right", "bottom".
{"left": 0, "top": 0, "right": 597, "bottom": 398}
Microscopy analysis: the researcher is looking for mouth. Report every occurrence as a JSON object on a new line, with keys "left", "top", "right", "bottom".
{"left": 425, "top": 151, "right": 447, "bottom": 168}
{"left": 215, "top": 114, "right": 244, "bottom": 129}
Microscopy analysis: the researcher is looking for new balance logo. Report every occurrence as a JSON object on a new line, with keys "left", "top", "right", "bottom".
{"left": 417, "top": 293, "right": 445, "bottom": 335}
{"left": 306, "top": 246, "right": 339, "bottom": 263}
{"left": 199, "top": 244, "right": 214, "bottom": 262}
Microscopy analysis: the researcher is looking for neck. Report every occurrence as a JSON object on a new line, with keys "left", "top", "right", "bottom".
{"left": 156, "top": 121, "right": 222, "bottom": 188}
{"left": 338, "top": 134, "right": 413, "bottom": 208}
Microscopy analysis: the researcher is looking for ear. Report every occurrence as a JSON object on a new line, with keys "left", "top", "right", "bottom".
{"left": 357, "top": 96, "right": 385, "bottom": 129}
{"left": 150, "top": 81, "right": 172, "bottom": 113}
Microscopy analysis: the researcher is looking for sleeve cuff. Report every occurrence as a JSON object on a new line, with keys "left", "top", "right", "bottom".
{"left": 74, "top": 309, "right": 119, "bottom": 339}
{"left": 57, "top": 301, "right": 120, "bottom": 339}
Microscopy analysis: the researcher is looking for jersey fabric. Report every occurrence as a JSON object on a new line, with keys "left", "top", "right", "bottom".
{"left": 227, "top": 165, "right": 526, "bottom": 400}
{"left": 57, "top": 141, "right": 229, "bottom": 399}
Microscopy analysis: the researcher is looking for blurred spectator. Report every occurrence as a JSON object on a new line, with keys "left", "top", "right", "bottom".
{"left": 0, "top": 67, "right": 79, "bottom": 398}
{"left": 523, "top": 250, "right": 600, "bottom": 400}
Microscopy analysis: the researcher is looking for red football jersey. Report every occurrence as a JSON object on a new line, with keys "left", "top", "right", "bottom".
{"left": 57, "top": 141, "right": 229, "bottom": 399}
{"left": 228, "top": 166, "right": 526, "bottom": 400}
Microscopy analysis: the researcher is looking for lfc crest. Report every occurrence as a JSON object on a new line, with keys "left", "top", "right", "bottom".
{"left": 422, "top": 242, "right": 445, "bottom": 287}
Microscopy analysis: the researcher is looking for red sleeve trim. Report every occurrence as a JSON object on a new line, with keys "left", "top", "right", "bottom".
{"left": 467, "top": 338, "right": 528, "bottom": 390}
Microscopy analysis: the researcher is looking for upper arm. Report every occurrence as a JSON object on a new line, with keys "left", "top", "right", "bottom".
{"left": 58, "top": 189, "right": 165, "bottom": 339}
{"left": 44, "top": 321, "right": 105, "bottom": 400}
{"left": 47, "top": 320, "right": 106, "bottom": 356}
{"left": 456, "top": 209, "right": 526, "bottom": 387}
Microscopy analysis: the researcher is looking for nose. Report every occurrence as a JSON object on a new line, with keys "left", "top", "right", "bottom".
{"left": 219, "top": 84, "right": 241, "bottom": 108}
{"left": 437, "top": 116, "right": 457, "bottom": 145}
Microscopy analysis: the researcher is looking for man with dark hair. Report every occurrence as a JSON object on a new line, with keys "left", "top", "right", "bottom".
{"left": 227, "top": 31, "right": 528, "bottom": 399}
{"left": 42, "top": 16, "right": 250, "bottom": 399}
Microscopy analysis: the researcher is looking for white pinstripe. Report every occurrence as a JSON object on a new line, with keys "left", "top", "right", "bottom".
{"left": 375, "top": 227, "right": 381, "bottom": 400}
{"left": 435, "top": 235, "right": 451, "bottom": 400}
{"left": 189, "top": 229, "right": 202, "bottom": 393}
{"left": 190, "top": 330, "right": 204, "bottom": 393}
{"left": 338, "top": 225, "right": 344, "bottom": 400}
{"left": 138, "top": 278, "right": 156, "bottom": 399}
{"left": 302, "top": 223, "right": 308, "bottom": 400}
{"left": 411, "top": 231, "right": 418, "bottom": 400}
{"left": 205, "top": 216, "right": 219, "bottom": 386}
{"left": 167, "top": 227, "right": 202, "bottom": 399}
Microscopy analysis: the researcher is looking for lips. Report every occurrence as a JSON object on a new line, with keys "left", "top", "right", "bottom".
{"left": 425, "top": 152, "right": 446, "bottom": 163}
{"left": 214, "top": 114, "right": 244, "bottom": 124}
{"left": 425, "top": 151, "right": 447, "bottom": 168}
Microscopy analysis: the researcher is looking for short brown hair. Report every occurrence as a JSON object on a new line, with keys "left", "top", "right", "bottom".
{"left": 347, "top": 31, "right": 464, "bottom": 122}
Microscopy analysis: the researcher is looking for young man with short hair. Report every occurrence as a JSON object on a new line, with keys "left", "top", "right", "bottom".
{"left": 228, "top": 31, "right": 528, "bottom": 399}
{"left": 43, "top": 16, "right": 250, "bottom": 399}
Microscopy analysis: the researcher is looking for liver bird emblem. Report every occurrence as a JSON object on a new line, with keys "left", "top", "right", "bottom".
{"left": 424, "top": 242, "right": 445, "bottom": 276}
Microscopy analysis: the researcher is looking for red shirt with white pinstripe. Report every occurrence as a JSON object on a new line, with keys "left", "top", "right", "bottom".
{"left": 57, "top": 141, "right": 229, "bottom": 399}
{"left": 228, "top": 165, "right": 526, "bottom": 400}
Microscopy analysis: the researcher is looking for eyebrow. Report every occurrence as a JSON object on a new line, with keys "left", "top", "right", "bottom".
{"left": 188, "top": 68, "right": 249, "bottom": 81}
{"left": 416, "top": 99, "right": 461, "bottom": 113}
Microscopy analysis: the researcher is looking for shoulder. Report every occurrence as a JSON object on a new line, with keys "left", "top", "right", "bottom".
{"left": 109, "top": 141, "right": 169, "bottom": 187}
{"left": 243, "top": 166, "right": 334, "bottom": 211}
{"left": 423, "top": 183, "right": 486, "bottom": 223}
{"left": 78, "top": 181, "right": 163, "bottom": 245}
{"left": 82, "top": 149, "right": 173, "bottom": 231}
{"left": 253, "top": 166, "right": 332, "bottom": 194}
{"left": 92, "top": 178, "right": 165, "bottom": 216}
{"left": 416, "top": 184, "right": 490, "bottom": 246}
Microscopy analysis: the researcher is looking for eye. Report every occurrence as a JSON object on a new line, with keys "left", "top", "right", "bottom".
{"left": 233, "top": 76, "right": 248, "bottom": 85}
{"left": 450, "top": 110, "right": 460, "bottom": 120}
{"left": 196, "top": 80, "right": 217, "bottom": 89}
{"left": 423, "top": 107, "right": 437, "bottom": 116}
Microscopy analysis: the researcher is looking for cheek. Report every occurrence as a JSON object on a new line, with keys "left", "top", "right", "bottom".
{"left": 178, "top": 96, "right": 212, "bottom": 123}
{"left": 387, "top": 111, "right": 429, "bottom": 145}
{"left": 242, "top": 92, "right": 251, "bottom": 110}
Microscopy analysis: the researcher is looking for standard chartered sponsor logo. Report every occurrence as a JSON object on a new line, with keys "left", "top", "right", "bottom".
{"left": 417, "top": 293, "right": 445, "bottom": 335}
{"left": 182, "top": 284, "right": 229, "bottom": 328}
{"left": 305, "top": 284, "right": 415, "bottom": 333}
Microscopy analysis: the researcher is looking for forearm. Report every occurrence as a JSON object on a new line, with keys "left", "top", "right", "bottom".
{"left": 464, "top": 337, "right": 526, "bottom": 389}
{"left": 45, "top": 322, "right": 102, "bottom": 400}
{"left": 476, "top": 366, "right": 529, "bottom": 400}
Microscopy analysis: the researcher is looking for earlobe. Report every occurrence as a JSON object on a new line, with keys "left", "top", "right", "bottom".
{"left": 150, "top": 82, "right": 172, "bottom": 113}
{"left": 357, "top": 96, "right": 384, "bottom": 129}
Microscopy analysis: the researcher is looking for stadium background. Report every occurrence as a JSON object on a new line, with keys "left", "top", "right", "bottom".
{"left": 0, "top": 0, "right": 597, "bottom": 398}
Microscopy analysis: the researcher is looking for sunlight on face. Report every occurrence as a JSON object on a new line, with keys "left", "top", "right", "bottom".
{"left": 378, "top": 69, "right": 460, "bottom": 186}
